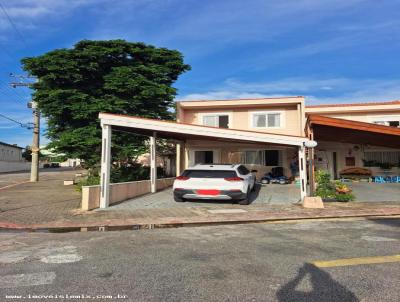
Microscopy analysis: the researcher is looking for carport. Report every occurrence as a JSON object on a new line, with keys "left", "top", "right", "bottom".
{"left": 99, "top": 113, "right": 310, "bottom": 208}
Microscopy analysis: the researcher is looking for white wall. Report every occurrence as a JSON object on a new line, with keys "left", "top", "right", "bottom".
{"left": 0, "top": 144, "right": 23, "bottom": 161}
{"left": 0, "top": 161, "right": 31, "bottom": 173}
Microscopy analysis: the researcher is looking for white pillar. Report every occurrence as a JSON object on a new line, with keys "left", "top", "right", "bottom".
{"left": 150, "top": 132, "right": 157, "bottom": 193}
{"left": 100, "top": 124, "right": 112, "bottom": 208}
{"left": 176, "top": 142, "right": 181, "bottom": 176}
{"left": 184, "top": 143, "right": 189, "bottom": 169}
{"left": 298, "top": 145, "right": 307, "bottom": 201}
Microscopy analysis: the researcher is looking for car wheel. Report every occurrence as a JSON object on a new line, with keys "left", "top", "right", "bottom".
{"left": 238, "top": 188, "right": 250, "bottom": 205}
{"left": 251, "top": 181, "right": 257, "bottom": 191}
{"left": 174, "top": 196, "right": 185, "bottom": 202}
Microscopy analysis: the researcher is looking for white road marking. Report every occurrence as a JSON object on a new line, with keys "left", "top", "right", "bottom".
{"left": 208, "top": 209, "right": 247, "bottom": 214}
{"left": 0, "top": 272, "right": 56, "bottom": 288}
{"left": 0, "top": 251, "right": 31, "bottom": 264}
{"left": 40, "top": 254, "right": 82, "bottom": 264}
{"left": 361, "top": 235, "right": 398, "bottom": 242}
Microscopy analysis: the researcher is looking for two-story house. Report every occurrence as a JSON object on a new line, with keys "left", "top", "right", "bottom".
{"left": 176, "top": 96, "right": 306, "bottom": 178}
{"left": 97, "top": 97, "right": 400, "bottom": 207}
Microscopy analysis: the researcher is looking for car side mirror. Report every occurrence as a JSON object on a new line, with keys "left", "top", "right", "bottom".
{"left": 251, "top": 169, "right": 258, "bottom": 173}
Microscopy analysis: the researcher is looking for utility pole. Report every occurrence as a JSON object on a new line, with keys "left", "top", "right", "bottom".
{"left": 10, "top": 74, "right": 39, "bottom": 182}
{"left": 30, "top": 101, "right": 40, "bottom": 181}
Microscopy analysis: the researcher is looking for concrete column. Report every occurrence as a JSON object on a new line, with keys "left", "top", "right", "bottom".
{"left": 100, "top": 124, "right": 112, "bottom": 208}
{"left": 298, "top": 145, "right": 307, "bottom": 201}
{"left": 184, "top": 143, "right": 189, "bottom": 169}
{"left": 176, "top": 142, "right": 181, "bottom": 176}
{"left": 150, "top": 132, "right": 157, "bottom": 193}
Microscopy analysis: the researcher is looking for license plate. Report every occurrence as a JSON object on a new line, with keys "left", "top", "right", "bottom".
{"left": 196, "top": 189, "right": 220, "bottom": 196}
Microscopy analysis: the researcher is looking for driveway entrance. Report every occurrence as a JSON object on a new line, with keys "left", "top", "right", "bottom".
{"left": 104, "top": 184, "right": 301, "bottom": 211}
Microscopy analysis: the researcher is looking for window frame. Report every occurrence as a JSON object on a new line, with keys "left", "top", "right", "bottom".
{"left": 199, "top": 112, "right": 232, "bottom": 128}
{"left": 249, "top": 110, "right": 285, "bottom": 129}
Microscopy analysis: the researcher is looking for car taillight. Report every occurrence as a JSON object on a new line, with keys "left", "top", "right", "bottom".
{"left": 224, "top": 177, "right": 243, "bottom": 181}
{"left": 176, "top": 176, "right": 190, "bottom": 180}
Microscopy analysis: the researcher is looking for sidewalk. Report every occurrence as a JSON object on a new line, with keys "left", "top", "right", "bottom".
{"left": 1, "top": 200, "right": 400, "bottom": 230}
{"left": 1, "top": 172, "right": 400, "bottom": 231}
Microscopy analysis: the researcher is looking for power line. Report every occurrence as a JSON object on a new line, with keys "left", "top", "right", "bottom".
{"left": 0, "top": 112, "right": 31, "bottom": 129}
{"left": 0, "top": 1, "right": 28, "bottom": 48}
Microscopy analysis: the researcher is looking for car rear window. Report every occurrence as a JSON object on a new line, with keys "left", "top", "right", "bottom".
{"left": 182, "top": 170, "right": 238, "bottom": 178}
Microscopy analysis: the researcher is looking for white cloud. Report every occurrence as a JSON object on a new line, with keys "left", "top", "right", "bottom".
{"left": 177, "top": 77, "right": 400, "bottom": 105}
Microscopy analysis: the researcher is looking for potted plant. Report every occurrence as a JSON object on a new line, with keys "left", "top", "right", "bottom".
{"left": 315, "top": 170, "right": 355, "bottom": 202}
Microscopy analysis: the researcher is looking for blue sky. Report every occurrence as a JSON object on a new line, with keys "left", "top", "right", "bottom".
{"left": 0, "top": 0, "right": 399, "bottom": 147}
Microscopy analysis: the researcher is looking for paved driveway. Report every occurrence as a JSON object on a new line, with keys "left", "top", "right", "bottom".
{"left": 107, "top": 182, "right": 400, "bottom": 211}
{"left": 349, "top": 183, "right": 400, "bottom": 202}
{"left": 108, "top": 184, "right": 301, "bottom": 210}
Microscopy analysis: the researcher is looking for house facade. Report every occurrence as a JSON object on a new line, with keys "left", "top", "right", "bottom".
{"left": 176, "top": 98, "right": 400, "bottom": 179}
{"left": 176, "top": 97, "right": 306, "bottom": 179}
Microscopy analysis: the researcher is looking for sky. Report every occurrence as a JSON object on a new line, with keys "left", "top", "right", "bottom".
{"left": 0, "top": 0, "right": 399, "bottom": 147}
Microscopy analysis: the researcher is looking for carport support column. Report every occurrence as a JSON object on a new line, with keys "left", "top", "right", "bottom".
{"left": 176, "top": 142, "right": 181, "bottom": 176}
{"left": 100, "top": 124, "right": 112, "bottom": 208}
{"left": 298, "top": 145, "right": 307, "bottom": 201}
{"left": 150, "top": 132, "right": 157, "bottom": 193}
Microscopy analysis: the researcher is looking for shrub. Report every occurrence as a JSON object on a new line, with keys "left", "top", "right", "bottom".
{"left": 315, "top": 170, "right": 355, "bottom": 202}
{"left": 315, "top": 170, "right": 336, "bottom": 199}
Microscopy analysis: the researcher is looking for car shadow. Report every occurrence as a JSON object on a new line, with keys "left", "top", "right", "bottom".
{"left": 248, "top": 182, "right": 262, "bottom": 204}
{"left": 276, "top": 263, "right": 358, "bottom": 302}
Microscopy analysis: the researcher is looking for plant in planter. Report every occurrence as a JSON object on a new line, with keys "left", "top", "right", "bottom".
{"left": 315, "top": 170, "right": 355, "bottom": 202}
{"left": 315, "top": 170, "right": 336, "bottom": 200}
{"left": 334, "top": 181, "right": 354, "bottom": 202}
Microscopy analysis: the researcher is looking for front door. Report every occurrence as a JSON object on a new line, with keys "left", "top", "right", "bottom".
{"left": 189, "top": 149, "right": 220, "bottom": 167}
{"left": 195, "top": 150, "right": 214, "bottom": 164}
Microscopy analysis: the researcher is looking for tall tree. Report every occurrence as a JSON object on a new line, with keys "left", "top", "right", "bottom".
{"left": 22, "top": 40, "right": 190, "bottom": 168}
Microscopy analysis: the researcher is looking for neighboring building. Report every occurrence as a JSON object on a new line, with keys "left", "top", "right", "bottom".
{"left": 40, "top": 146, "right": 82, "bottom": 168}
{"left": 0, "top": 142, "right": 30, "bottom": 173}
{"left": 305, "top": 100, "right": 400, "bottom": 178}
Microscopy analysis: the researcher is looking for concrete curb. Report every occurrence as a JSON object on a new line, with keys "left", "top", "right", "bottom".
{"left": 1, "top": 208, "right": 400, "bottom": 232}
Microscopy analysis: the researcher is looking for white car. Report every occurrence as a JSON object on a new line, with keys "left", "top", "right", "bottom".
{"left": 173, "top": 164, "right": 257, "bottom": 205}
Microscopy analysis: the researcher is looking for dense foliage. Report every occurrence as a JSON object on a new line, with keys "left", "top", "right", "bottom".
{"left": 315, "top": 170, "right": 354, "bottom": 202}
{"left": 22, "top": 40, "right": 190, "bottom": 168}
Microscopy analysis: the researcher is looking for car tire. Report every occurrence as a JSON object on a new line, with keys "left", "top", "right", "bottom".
{"left": 174, "top": 196, "right": 185, "bottom": 202}
{"left": 238, "top": 188, "right": 250, "bottom": 205}
{"left": 251, "top": 180, "right": 257, "bottom": 191}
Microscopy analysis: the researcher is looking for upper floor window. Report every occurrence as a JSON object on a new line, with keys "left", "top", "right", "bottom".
{"left": 251, "top": 111, "right": 283, "bottom": 128}
{"left": 202, "top": 114, "right": 229, "bottom": 128}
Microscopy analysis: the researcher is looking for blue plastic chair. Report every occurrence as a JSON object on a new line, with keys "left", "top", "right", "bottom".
{"left": 390, "top": 176, "right": 400, "bottom": 183}
{"left": 373, "top": 176, "right": 386, "bottom": 183}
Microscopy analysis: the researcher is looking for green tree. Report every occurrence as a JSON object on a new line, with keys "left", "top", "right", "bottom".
{"left": 22, "top": 40, "right": 190, "bottom": 168}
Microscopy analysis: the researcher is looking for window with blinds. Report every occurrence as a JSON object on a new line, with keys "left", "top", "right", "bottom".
{"left": 363, "top": 151, "right": 400, "bottom": 165}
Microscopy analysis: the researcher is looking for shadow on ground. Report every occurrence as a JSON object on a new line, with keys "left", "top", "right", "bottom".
{"left": 276, "top": 263, "right": 358, "bottom": 302}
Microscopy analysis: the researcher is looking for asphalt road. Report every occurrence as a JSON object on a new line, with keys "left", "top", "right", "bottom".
{"left": 0, "top": 218, "right": 399, "bottom": 302}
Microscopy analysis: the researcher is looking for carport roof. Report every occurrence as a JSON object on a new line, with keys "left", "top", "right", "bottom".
{"left": 99, "top": 113, "right": 308, "bottom": 147}
{"left": 307, "top": 115, "right": 400, "bottom": 148}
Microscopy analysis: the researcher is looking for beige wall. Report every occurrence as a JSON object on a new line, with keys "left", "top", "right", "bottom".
{"left": 181, "top": 105, "right": 303, "bottom": 136}
{"left": 310, "top": 110, "right": 400, "bottom": 124}
{"left": 81, "top": 177, "right": 175, "bottom": 210}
